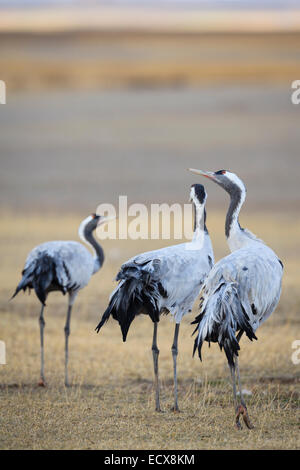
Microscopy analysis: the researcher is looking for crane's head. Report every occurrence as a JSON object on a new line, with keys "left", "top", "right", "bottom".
{"left": 78, "top": 213, "right": 115, "bottom": 242}
{"left": 189, "top": 184, "right": 207, "bottom": 205}
{"left": 188, "top": 169, "right": 246, "bottom": 197}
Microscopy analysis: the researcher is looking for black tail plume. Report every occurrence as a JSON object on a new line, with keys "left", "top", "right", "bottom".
{"left": 11, "top": 253, "right": 57, "bottom": 305}
{"left": 95, "top": 273, "right": 161, "bottom": 342}
{"left": 192, "top": 281, "right": 257, "bottom": 367}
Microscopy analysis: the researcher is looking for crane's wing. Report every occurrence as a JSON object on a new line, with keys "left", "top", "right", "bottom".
{"left": 13, "top": 241, "right": 95, "bottom": 304}
{"left": 203, "top": 244, "right": 282, "bottom": 326}
{"left": 118, "top": 240, "right": 213, "bottom": 319}
{"left": 193, "top": 244, "right": 283, "bottom": 365}
{"left": 96, "top": 237, "right": 214, "bottom": 340}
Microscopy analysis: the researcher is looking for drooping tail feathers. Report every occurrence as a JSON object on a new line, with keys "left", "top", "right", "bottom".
{"left": 11, "top": 253, "right": 61, "bottom": 305}
{"left": 192, "top": 280, "right": 257, "bottom": 366}
{"left": 95, "top": 262, "right": 164, "bottom": 341}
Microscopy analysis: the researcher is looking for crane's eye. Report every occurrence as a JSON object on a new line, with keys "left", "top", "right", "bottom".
{"left": 91, "top": 213, "right": 97, "bottom": 219}
{"left": 215, "top": 170, "right": 226, "bottom": 175}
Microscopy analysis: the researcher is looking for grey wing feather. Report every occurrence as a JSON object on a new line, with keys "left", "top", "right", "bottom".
{"left": 24, "top": 241, "right": 95, "bottom": 291}
{"left": 193, "top": 243, "right": 283, "bottom": 365}
{"left": 119, "top": 236, "right": 214, "bottom": 322}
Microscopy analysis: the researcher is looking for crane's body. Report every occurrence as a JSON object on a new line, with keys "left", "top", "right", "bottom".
{"left": 194, "top": 228, "right": 282, "bottom": 364}
{"left": 113, "top": 232, "right": 213, "bottom": 328}
{"left": 189, "top": 169, "right": 283, "bottom": 429}
{"left": 96, "top": 184, "right": 214, "bottom": 411}
{"left": 12, "top": 214, "right": 112, "bottom": 387}
{"left": 17, "top": 240, "right": 97, "bottom": 303}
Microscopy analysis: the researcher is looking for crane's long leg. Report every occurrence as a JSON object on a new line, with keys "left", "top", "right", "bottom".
{"left": 152, "top": 322, "right": 162, "bottom": 412}
{"left": 64, "top": 303, "right": 73, "bottom": 387}
{"left": 38, "top": 305, "right": 46, "bottom": 387}
{"left": 64, "top": 292, "right": 77, "bottom": 387}
{"left": 229, "top": 360, "right": 240, "bottom": 429}
{"left": 235, "top": 357, "right": 254, "bottom": 429}
{"left": 236, "top": 357, "right": 245, "bottom": 406}
{"left": 171, "top": 323, "right": 180, "bottom": 412}
{"left": 229, "top": 356, "right": 254, "bottom": 430}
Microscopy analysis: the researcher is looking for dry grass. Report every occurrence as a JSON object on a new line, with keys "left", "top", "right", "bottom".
{"left": 0, "top": 212, "right": 299, "bottom": 450}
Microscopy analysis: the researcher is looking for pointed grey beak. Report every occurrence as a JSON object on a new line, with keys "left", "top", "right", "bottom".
{"left": 188, "top": 168, "right": 216, "bottom": 180}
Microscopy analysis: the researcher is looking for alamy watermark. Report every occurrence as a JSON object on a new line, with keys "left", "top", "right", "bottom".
{"left": 291, "top": 80, "right": 300, "bottom": 105}
{"left": 0, "top": 80, "right": 6, "bottom": 104}
{"left": 291, "top": 340, "right": 300, "bottom": 365}
{"left": 95, "top": 196, "right": 195, "bottom": 241}
{"left": 0, "top": 341, "right": 6, "bottom": 365}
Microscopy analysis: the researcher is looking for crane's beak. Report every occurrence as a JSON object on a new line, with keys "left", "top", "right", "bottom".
{"left": 188, "top": 169, "right": 216, "bottom": 180}
{"left": 97, "top": 215, "right": 116, "bottom": 226}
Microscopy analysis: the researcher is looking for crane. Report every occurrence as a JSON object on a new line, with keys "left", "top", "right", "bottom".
{"left": 189, "top": 169, "right": 283, "bottom": 429}
{"left": 96, "top": 184, "right": 214, "bottom": 412}
{"left": 12, "top": 213, "right": 113, "bottom": 387}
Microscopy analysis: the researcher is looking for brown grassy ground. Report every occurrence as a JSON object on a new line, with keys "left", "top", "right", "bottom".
{"left": 0, "top": 212, "right": 299, "bottom": 450}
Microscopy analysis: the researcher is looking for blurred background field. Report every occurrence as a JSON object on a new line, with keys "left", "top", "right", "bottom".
{"left": 0, "top": 0, "right": 299, "bottom": 450}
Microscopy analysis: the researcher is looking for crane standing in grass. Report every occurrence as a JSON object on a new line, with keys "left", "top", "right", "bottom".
{"left": 96, "top": 184, "right": 214, "bottom": 412}
{"left": 189, "top": 169, "right": 283, "bottom": 429}
{"left": 12, "top": 213, "right": 113, "bottom": 387}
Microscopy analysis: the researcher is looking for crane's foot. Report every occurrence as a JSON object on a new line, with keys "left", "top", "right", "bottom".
{"left": 155, "top": 407, "right": 164, "bottom": 413}
{"left": 170, "top": 405, "right": 180, "bottom": 413}
{"left": 235, "top": 404, "right": 254, "bottom": 430}
{"left": 235, "top": 413, "right": 242, "bottom": 430}
{"left": 38, "top": 378, "right": 46, "bottom": 387}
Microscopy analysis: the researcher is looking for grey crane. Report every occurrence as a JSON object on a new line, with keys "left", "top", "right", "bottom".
{"left": 189, "top": 169, "right": 283, "bottom": 429}
{"left": 96, "top": 184, "right": 214, "bottom": 412}
{"left": 12, "top": 213, "right": 113, "bottom": 387}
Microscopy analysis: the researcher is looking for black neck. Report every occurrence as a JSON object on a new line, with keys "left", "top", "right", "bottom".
{"left": 225, "top": 187, "right": 243, "bottom": 238}
{"left": 84, "top": 227, "right": 104, "bottom": 268}
{"left": 193, "top": 203, "right": 208, "bottom": 234}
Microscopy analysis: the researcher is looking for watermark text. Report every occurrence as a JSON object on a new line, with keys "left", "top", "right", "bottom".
{"left": 0, "top": 340, "right": 6, "bottom": 365}
{"left": 291, "top": 340, "right": 300, "bottom": 365}
{"left": 291, "top": 80, "right": 300, "bottom": 105}
{"left": 96, "top": 196, "right": 195, "bottom": 241}
{"left": 0, "top": 80, "right": 6, "bottom": 104}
